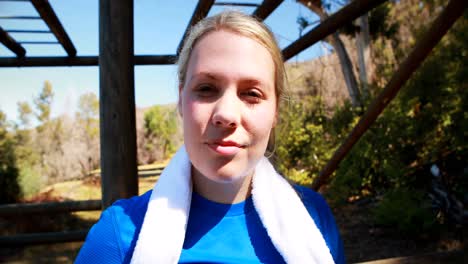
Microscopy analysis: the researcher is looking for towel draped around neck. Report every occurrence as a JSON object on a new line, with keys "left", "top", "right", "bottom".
{"left": 130, "top": 146, "right": 334, "bottom": 264}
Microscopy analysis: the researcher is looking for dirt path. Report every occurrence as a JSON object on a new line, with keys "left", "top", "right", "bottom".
{"left": 333, "top": 201, "right": 466, "bottom": 263}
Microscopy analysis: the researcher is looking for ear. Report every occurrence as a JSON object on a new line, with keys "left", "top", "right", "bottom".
{"left": 177, "top": 84, "right": 183, "bottom": 117}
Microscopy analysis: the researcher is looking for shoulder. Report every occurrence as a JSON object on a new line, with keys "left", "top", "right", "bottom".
{"left": 293, "top": 185, "right": 333, "bottom": 229}
{"left": 293, "top": 185, "right": 346, "bottom": 264}
{"left": 293, "top": 184, "right": 328, "bottom": 208}
{"left": 99, "top": 190, "right": 152, "bottom": 233}
{"left": 110, "top": 190, "right": 152, "bottom": 219}
{"left": 75, "top": 191, "right": 153, "bottom": 263}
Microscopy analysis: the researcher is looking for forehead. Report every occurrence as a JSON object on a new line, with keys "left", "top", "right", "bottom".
{"left": 186, "top": 30, "right": 275, "bottom": 86}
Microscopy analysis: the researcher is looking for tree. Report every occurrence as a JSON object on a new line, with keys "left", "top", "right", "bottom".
{"left": 297, "top": 0, "right": 363, "bottom": 108}
{"left": 15, "top": 101, "right": 34, "bottom": 153}
{"left": 15, "top": 101, "right": 42, "bottom": 198}
{"left": 32, "top": 81, "right": 55, "bottom": 172}
{"left": 76, "top": 92, "right": 100, "bottom": 175}
{"left": 77, "top": 92, "right": 99, "bottom": 121}
{"left": 42, "top": 116, "right": 84, "bottom": 182}
{"left": 355, "top": 11, "right": 371, "bottom": 99}
{"left": 34, "top": 80, "right": 54, "bottom": 124}
{"left": 141, "top": 105, "right": 179, "bottom": 163}
{"left": 0, "top": 110, "right": 21, "bottom": 203}
{"left": 17, "top": 101, "right": 33, "bottom": 129}
{"left": 275, "top": 96, "right": 334, "bottom": 185}
{"left": 30, "top": 81, "right": 82, "bottom": 183}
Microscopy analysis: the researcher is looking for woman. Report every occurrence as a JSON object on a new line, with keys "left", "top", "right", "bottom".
{"left": 76, "top": 11, "right": 344, "bottom": 264}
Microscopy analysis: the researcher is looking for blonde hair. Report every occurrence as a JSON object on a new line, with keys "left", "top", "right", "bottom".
{"left": 177, "top": 10, "right": 287, "bottom": 156}
{"left": 177, "top": 10, "right": 287, "bottom": 102}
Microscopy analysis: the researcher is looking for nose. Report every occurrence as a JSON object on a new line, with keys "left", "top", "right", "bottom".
{"left": 211, "top": 91, "right": 240, "bottom": 129}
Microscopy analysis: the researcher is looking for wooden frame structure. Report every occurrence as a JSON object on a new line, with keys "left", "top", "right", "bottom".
{"left": 0, "top": 0, "right": 466, "bottom": 246}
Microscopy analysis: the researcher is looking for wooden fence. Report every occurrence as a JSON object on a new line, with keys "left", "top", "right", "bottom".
{"left": 0, "top": 168, "right": 163, "bottom": 246}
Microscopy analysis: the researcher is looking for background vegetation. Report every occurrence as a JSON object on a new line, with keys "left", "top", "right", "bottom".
{"left": 275, "top": 0, "right": 467, "bottom": 237}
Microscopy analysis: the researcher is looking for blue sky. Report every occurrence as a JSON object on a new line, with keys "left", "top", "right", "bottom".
{"left": 0, "top": 0, "right": 326, "bottom": 123}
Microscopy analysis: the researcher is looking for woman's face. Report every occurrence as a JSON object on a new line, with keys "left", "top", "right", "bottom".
{"left": 179, "top": 30, "right": 277, "bottom": 183}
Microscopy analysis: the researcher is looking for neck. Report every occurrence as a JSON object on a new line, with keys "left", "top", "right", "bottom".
{"left": 191, "top": 167, "right": 253, "bottom": 204}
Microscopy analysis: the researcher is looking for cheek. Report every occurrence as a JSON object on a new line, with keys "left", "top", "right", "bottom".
{"left": 182, "top": 96, "right": 210, "bottom": 131}
{"left": 246, "top": 104, "right": 276, "bottom": 140}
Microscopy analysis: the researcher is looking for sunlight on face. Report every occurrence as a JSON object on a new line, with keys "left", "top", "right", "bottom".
{"left": 179, "top": 30, "right": 277, "bottom": 184}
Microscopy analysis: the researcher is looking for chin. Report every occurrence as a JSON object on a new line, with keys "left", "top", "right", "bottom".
{"left": 208, "top": 167, "right": 248, "bottom": 183}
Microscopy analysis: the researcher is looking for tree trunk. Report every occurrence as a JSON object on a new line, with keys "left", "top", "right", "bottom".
{"left": 356, "top": 13, "right": 371, "bottom": 100}
{"left": 298, "top": 0, "right": 362, "bottom": 107}
{"left": 329, "top": 32, "right": 362, "bottom": 107}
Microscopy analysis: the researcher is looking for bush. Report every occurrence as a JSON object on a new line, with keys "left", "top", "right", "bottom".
{"left": 18, "top": 165, "right": 42, "bottom": 199}
{"left": 372, "top": 188, "right": 437, "bottom": 235}
{"left": 275, "top": 96, "right": 334, "bottom": 184}
{"left": 0, "top": 111, "right": 21, "bottom": 204}
{"left": 328, "top": 11, "right": 467, "bottom": 202}
{"left": 275, "top": 11, "right": 467, "bottom": 234}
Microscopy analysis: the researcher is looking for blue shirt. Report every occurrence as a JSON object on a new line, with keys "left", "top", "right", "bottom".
{"left": 75, "top": 185, "right": 345, "bottom": 263}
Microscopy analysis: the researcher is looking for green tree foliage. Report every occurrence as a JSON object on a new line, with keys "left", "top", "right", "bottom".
{"left": 143, "top": 105, "right": 179, "bottom": 163}
{"left": 77, "top": 92, "right": 99, "bottom": 121}
{"left": 338, "top": 2, "right": 399, "bottom": 41}
{"left": 15, "top": 102, "right": 41, "bottom": 198}
{"left": 76, "top": 92, "right": 99, "bottom": 142}
{"left": 34, "top": 81, "right": 54, "bottom": 124}
{"left": 276, "top": 1, "right": 466, "bottom": 233}
{"left": 367, "top": 3, "right": 399, "bottom": 41}
{"left": 331, "top": 8, "right": 467, "bottom": 231}
{"left": 76, "top": 92, "right": 100, "bottom": 175}
{"left": 17, "top": 101, "right": 33, "bottom": 129}
{"left": 275, "top": 96, "right": 335, "bottom": 185}
{"left": 0, "top": 110, "right": 21, "bottom": 204}
{"left": 330, "top": 8, "right": 467, "bottom": 196}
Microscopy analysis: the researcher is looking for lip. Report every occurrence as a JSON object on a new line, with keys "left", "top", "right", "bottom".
{"left": 206, "top": 140, "right": 245, "bottom": 156}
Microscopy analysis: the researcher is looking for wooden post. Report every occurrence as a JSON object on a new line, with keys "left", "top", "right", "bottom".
{"left": 99, "top": 0, "right": 138, "bottom": 208}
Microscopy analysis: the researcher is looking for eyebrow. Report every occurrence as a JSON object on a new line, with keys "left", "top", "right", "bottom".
{"left": 190, "top": 71, "right": 268, "bottom": 87}
{"left": 189, "top": 72, "right": 219, "bottom": 83}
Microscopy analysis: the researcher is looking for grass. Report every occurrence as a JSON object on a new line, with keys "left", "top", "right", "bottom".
{"left": 0, "top": 174, "right": 162, "bottom": 263}
{"left": 36, "top": 175, "right": 160, "bottom": 223}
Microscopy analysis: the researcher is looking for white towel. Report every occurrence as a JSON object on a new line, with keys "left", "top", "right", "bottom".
{"left": 131, "top": 146, "right": 334, "bottom": 264}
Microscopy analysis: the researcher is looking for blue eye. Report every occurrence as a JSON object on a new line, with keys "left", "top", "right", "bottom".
{"left": 195, "top": 84, "right": 217, "bottom": 97}
{"left": 242, "top": 89, "right": 262, "bottom": 104}
{"left": 198, "top": 85, "right": 211, "bottom": 91}
{"left": 245, "top": 90, "right": 261, "bottom": 98}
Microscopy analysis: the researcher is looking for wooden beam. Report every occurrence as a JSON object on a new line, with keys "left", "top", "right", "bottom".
{"left": 176, "top": 0, "right": 215, "bottom": 54}
{"left": 5, "top": 29, "right": 51, "bottom": 33}
{"left": 30, "top": 0, "right": 77, "bottom": 57}
{"left": 358, "top": 250, "right": 466, "bottom": 264}
{"left": 99, "top": 0, "right": 138, "bottom": 208}
{"left": 18, "top": 41, "right": 59, "bottom": 44}
{"left": 282, "top": 0, "right": 387, "bottom": 60}
{"left": 0, "top": 55, "right": 177, "bottom": 67}
{"left": 0, "top": 200, "right": 101, "bottom": 216}
{"left": 0, "top": 26, "right": 26, "bottom": 57}
{"left": 214, "top": 2, "right": 259, "bottom": 7}
{"left": 0, "top": 230, "right": 88, "bottom": 246}
{"left": 311, "top": 0, "right": 467, "bottom": 190}
{"left": 136, "top": 55, "right": 177, "bottom": 65}
{"left": 252, "top": 0, "right": 283, "bottom": 21}
{"left": 0, "top": 15, "right": 41, "bottom": 19}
